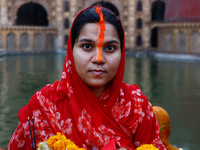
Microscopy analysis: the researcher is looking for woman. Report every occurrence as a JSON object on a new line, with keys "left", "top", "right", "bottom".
{"left": 8, "top": 6, "right": 166, "bottom": 150}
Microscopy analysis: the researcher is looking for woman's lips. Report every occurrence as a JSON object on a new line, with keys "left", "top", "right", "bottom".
{"left": 89, "top": 69, "right": 106, "bottom": 75}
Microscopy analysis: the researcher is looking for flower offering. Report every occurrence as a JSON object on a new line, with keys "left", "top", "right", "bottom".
{"left": 37, "top": 132, "right": 85, "bottom": 150}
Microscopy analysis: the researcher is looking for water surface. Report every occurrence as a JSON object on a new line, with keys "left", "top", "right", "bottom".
{"left": 0, "top": 54, "right": 199, "bottom": 149}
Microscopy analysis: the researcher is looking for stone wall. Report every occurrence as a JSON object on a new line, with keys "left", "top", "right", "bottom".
{"left": 0, "top": 26, "right": 57, "bottom": 53}
{"left": 0, "top": 0, "right": 166, "bottom": 52}
{"left": 158, "top": 23, "right": 200, "bottom": 54}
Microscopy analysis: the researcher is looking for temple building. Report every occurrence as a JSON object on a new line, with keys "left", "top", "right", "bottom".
{"left": 158, "top": 0, "right": 200, "bottom": 54}
{"left": 1, "top": 0, "right": 199, "bottom": 55}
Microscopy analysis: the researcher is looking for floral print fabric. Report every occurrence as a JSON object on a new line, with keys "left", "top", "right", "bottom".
{"left": 8, "top": 83, "right": 166, "bottom": 150}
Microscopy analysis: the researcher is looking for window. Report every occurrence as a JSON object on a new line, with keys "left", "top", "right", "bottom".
{"left": 151, "top": 1, "right": 165, "bottom": 21}
{"left": 64, "top": 19, "right": 69, "bottom": 29}
{"left": 136, "top": 35, "right": 142, "bottom": 46}
{"left": 136, "top": 18, "right": 142, "bottom": 29}
{"left": 137, "top": 1, "right": 142, "bottom": 12}
{"left": 64, "top": 35, "right": 69, "bottom": 45}
{"left": 64, "top": 1, "right": 69, "bottom": 12}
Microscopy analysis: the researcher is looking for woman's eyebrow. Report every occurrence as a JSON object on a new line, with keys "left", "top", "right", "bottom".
{"left": 105, "top": 40, "right": 119, "bottom": 44}
{"left": 78, "top": 38, "right": 119, "bottom": 45}
{"left": 78, "top": 38, "right": 94, "bottom": 43}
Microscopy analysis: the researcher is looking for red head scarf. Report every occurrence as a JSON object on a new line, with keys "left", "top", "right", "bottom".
{"left": 56, "top": 5, "right": 128, "bottom": 148}
{"left": 59, "top": 6, "right": 125, "bottom": 109}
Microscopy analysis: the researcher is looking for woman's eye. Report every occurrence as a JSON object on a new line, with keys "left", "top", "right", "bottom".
{"left": 83, "top": 44, "right": 92, "bottom": 50}
{"left": 105, "top": 45, "right": 115, "bottom": 52}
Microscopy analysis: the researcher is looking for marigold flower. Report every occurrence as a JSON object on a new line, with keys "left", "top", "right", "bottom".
{"left": 136, "top": 144, "right": 159, "bottom": 150}
{"left": 37, "top": 132, "right": 85, "bottom": 150}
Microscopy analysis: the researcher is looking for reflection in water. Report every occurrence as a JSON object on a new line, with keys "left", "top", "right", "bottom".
{"left": 0, "top": 54, "right": 200, "bottom": 150}
{"left": 0, "top": 54, "right": 65, "bottom": 148}
{"left": 124, "top": 57, "right": 200, "bottom": 150}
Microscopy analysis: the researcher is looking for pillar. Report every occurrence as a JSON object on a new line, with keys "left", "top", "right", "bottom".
{"left": 16, "top": 32, "right": 21, "bottom": 51}
{"left": 143, "top": 0, "right": 151, "bottom": 49}
{"left": 55, "top": 0, "right": 64, "bottom": 50}
{"left": 127, "top": 0, "right": 136, "bottom": 49}
{"left": 29, "top": 31, "right": 34, "bottom": 51}
{"left": 185, "top": 29, "right": 191, "bottom": 54}
{"left": 3, "top": 31, "right": 7, "bottom": 51}
{"left": 173, "top": 29, "right": 178, "bottom": 53}
{"left": 163, "top": 30, "right": 167, "bottom": 52}
{"left": 0, "top": 0, "right": 8, "bottom": 26}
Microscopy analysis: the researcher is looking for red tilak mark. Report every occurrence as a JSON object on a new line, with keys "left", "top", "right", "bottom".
{"left": 95, "top": 6, "right": 106, "bottom": 61}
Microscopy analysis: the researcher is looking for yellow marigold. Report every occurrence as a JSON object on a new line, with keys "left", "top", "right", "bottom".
{"left": 136, "top": 144, "right": 159, "bottom": 150}
{"left": 37, "top": 132, "right": 85, "bottom": 150}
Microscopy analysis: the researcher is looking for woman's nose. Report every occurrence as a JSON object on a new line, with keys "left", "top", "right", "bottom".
{"left": 91, "top": 48, "right": 105, "bottom": 64}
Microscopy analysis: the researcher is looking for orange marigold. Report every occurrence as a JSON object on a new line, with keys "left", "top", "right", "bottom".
{"left": 136, "top": 144, "right": 159, "bottom": 150}
{"left": 37, "top": 132, "right": 85, "bottom": 150}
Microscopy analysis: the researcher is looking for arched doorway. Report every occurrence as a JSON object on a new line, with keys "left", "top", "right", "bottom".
{"left": 151, "top": 1, "right": 165, "bottom": 21}
{"left": 64, "top": 19, "right": 69, "bottom": 29}
{"left": 16, "top": 2, "right": 48, "bottom": 26}
{"left": 46, "top": 34, "right": 55, "bottom": 51}
{"left": 7, "top": 33, "right": 17, "bottom": 52}
{"left": 151, "top": 27, "right": 158, "bottom": 48}
{"left": 20, "top": 33, "right": 30, "bottom": 51}
{"left": 136, "top": 35, "right": 142, "bottom": 46}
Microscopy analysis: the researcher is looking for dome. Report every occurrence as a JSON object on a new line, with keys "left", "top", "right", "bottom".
{"left": 165, "top": 0, "right": 200, "bottom": 22}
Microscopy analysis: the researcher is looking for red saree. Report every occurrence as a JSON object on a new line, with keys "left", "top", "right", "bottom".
{"left": 7, "top": 6, "right": 166, "bottom": 150}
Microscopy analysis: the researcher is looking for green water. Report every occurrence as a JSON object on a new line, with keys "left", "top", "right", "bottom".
{"left": 0, "top": 54, "right": 200, "bottom": 150}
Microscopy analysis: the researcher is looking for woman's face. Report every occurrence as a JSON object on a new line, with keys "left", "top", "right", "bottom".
{"left": 73, "top": 23, "right": 121, "bottom": 90}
